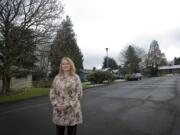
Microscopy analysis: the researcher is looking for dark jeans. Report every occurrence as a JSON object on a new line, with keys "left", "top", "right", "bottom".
{"left": 56, "top": 125, "right": 77, "bottom": 135}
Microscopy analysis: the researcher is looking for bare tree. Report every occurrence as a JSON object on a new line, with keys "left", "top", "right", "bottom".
{"left": 145, "top": 40, "right": 167, "bottom": 76}
{"left": 0, "top": 0, "right": 63, "bottom": 94}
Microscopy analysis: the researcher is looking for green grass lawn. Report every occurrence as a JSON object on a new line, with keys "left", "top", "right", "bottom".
{"left": 0, "top": 82, "right": 94, "bottom": 104}
{"left": 0, "top": 88, "right": 49, "bottom": 104}
{"left": 82, "top": 81, "right": 91, "bottom": 89}
{"left": 0, "top": 78, "right": 123, "bottom": 104}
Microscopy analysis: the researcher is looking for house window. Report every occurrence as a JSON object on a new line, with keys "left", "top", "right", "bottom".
{"left": 15, "top": 74, "right": 27, "bottom": 79}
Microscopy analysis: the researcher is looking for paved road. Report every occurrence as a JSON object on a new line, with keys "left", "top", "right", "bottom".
{"left": 0, "top": 76, "right": 180, "bottom": 135}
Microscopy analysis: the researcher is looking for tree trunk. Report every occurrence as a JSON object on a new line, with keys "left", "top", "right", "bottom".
{"left": 1, "top": 75, "right": 11, "bottom": 95}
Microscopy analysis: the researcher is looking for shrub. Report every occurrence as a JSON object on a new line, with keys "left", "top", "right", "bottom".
{"left": 87, "top": 71, "right": 115, "bottom": 84}
{"left": 125, "top": 74, "right": 131, "bottom": 81}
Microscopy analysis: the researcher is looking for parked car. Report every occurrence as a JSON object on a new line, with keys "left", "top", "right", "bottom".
{"left": 135, "top": 73, "right": 142, "bottom": 80}
{"left": 113, "top": 74, "right": 125, "bottom": 79}
{"left": 119, "top": 74, "right": 125, "bottom": 79}
{"left": 129, "top": 73, "right": 142, "bottom": 80}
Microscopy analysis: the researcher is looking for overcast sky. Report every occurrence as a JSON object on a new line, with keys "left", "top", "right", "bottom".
{"left": 61, "top": 0, "right": 180, "bottom": 69}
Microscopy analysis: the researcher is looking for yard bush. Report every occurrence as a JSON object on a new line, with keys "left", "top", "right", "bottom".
{"left": 125, "top": 74, "right": 131, "bottom": 81}
{"left": 87, "top": 71, "right": 115, "bottom": 84}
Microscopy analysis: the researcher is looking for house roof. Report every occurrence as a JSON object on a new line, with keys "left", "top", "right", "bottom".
{"left": 112, "top": 69, "right": 119, "bottom": 73}
{"left": 80, "top": 69, "right": 92, "bottom": 73}
{"left": 158, "top": 65, "right": 180, "bottom": 70}
{"left": 100, "top": 68, "right": 111, "bottom": 71}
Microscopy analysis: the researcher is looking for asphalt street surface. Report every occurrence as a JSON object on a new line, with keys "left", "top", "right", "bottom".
{"left": 0, "top": 76, "right": 180, "bottom": 135}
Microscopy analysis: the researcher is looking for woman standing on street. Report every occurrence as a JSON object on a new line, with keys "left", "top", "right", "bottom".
{"left": 49, "top": 57, "right": 83, "bottom": 135}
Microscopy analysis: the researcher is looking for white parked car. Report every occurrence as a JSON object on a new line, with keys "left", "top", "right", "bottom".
{"left": 130, "top": 73, "right": 142, "bottom": 80}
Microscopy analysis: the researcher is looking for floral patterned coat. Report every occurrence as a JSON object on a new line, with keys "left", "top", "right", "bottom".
{"left": 49, "top": 74, "right": 83, "bottom": 126}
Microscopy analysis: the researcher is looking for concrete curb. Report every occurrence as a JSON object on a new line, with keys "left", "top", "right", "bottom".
{"left": 83, "top": 79, "right": 126, "bottom": 90}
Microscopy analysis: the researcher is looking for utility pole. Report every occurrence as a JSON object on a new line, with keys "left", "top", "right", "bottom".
{"left": 106, "top": 48, "right": 109, "bottom": 68}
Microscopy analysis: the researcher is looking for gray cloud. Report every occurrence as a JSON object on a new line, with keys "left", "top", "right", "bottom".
{"left": 83, "top": 54, "right": 104, "bottom": 69}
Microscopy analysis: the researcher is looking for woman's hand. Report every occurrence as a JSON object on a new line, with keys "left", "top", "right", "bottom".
{"left": 55, "top": 102, "right": 67, "bottom": 111}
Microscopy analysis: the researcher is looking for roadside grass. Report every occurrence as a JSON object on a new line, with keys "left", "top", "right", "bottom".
{"left": 0, "top": 82, "right": 94, "bottom": 104}
{"left": 0, "top": 80, "right": 124, "bottom": 104}
{"left": 0, "top": 88, "right": 49, "bottom": 104}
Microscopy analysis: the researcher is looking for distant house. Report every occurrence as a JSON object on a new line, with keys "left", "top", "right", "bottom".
{"left": 112, "top": 69, "right": 119, "bottom": 74}
{"left": 0, "top": 67, "right": 33, "bottom": 92}
{"left": 158, "top": 65, "right": 180, "bottom": 74}
{"left": 100, "top": 68, "right": 112, "bottom": 72}
{"left": 79, "top": 69, "right": 93, "bottom": 82}
{"left": 79, "top": 68, "right": 120, "bottom": 82}
{"left": 100, "top": 68, "right": 120, "bottom": 75}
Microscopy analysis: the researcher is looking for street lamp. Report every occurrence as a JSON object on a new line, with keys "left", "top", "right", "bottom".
{"left": 105, "top": 48, "right": 109, "bottom": 68}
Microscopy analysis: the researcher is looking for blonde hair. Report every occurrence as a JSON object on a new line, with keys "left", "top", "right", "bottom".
{"left": 59, "top": 57, "right": 76, "bottom": 76}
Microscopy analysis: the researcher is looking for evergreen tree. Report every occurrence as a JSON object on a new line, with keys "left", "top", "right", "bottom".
{"left": 174, "top": 57, "right": 180, "bottom": 65}
{"left": 10, "top": 27, "right": 37, "bottom": 70}
{"left": 124, "top": 45, "right": 141, "bottom": 73}
{"left": 102, "top": 57, "right": 118, "bottom": 69}
{"left": 50, "top": 16, "right": 84, "bottom": 77}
